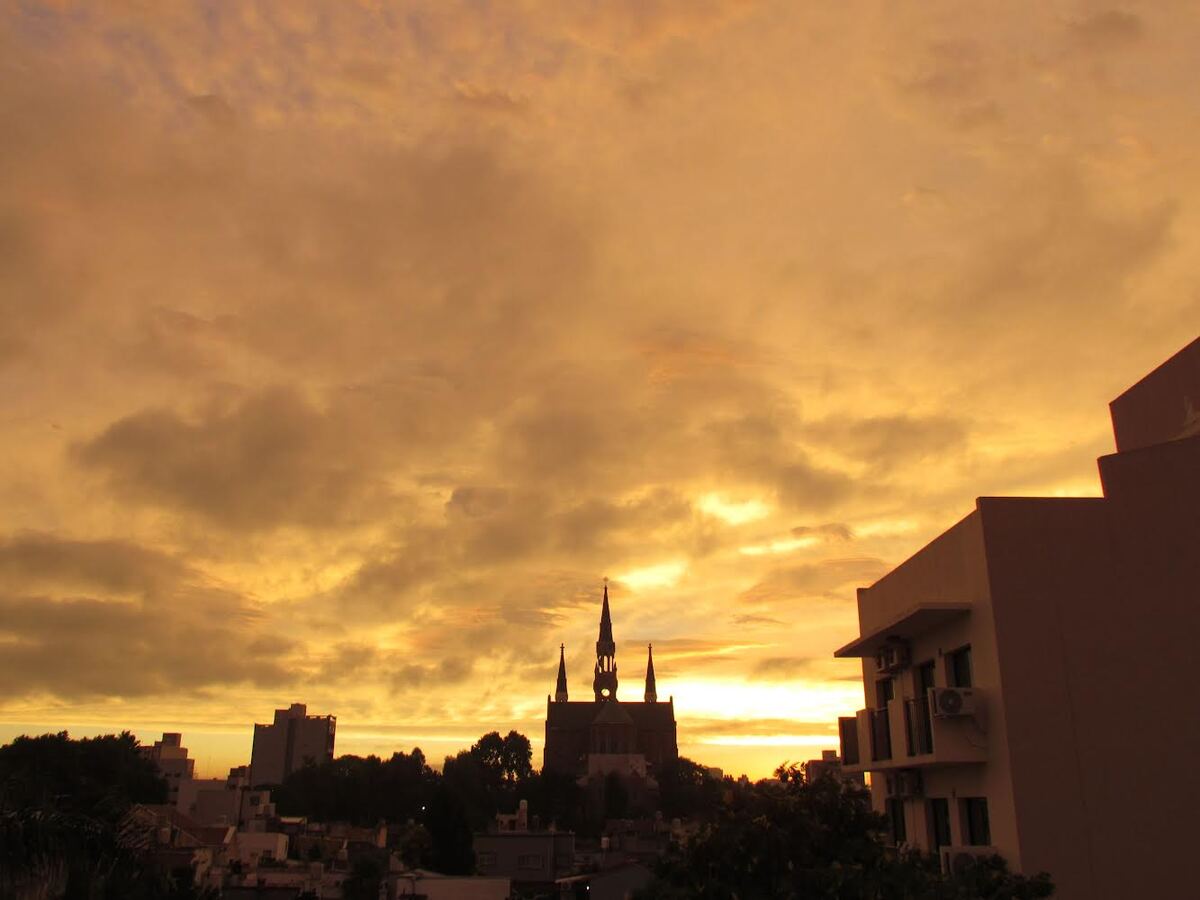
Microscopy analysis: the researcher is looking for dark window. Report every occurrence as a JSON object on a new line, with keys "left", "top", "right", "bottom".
{"left": 517, "top": 854, "right": 544, "bottom": 870}
{"left": 915, "top": 661, "right": 936, "bottom": 695}
{"left": 964, "top": 797, "right": 991, "bottom": 845}
{"left": 886, "top": 798, "right": 906, "bottom": 845}
{"left": 876, "top": 678, "right": 895, "bottom": 709}
{"left": 948, "top": 646, "right": 972, "bottom": 688}
{"left": 929, "top": 798, "right": 951, "bottom": 850}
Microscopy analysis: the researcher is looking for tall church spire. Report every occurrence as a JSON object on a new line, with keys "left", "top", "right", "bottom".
{"left": 555, "top": 644, "right": 569, "bottom": 703}
{"left": 598, "top": 582, "right": 614, "bottom": 645}
{"left": 593, "top": 581, "right": 618, "bottom": 702}
{"left": 645, "top": 643, "right": 657, "bottom": 703}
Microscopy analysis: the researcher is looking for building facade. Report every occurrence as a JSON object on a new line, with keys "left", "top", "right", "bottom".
{"left": 140, "top": 733, "right": 196, "bottom": 805}
{"left": 543, "top": 585, "right": 678, "bottom": 779}
{"left": 250, "top": 703, "right": 336, "bottom": 786}
{"left": 834, "top": 336, "right": 1200, "bottom": 900}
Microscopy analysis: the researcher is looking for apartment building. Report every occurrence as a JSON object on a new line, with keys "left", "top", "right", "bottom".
{"left": 140, "top": 732, "right": 196, "bottom": 805}
{"left": 249, "top": 703, "right": 336, "bottom": 786}
{"left": 833, "top": 336, "right": 1200, "bottom": 900}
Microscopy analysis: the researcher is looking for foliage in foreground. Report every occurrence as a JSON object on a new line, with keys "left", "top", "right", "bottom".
{"left": 638, "top": 766, "right": 1054, "bottom": 900}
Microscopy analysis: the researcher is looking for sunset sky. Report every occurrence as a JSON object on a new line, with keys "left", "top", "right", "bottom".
{"left": 1, "top": 0, "right": 1197, "bottom": 780}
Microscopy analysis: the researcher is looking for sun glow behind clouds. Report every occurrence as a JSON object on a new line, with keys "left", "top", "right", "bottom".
{"left": 669, "top": 679, "right": 864, "bottom": 724}
{"left": 698, "top": 734, "right": 836, "bottom": 747}
{"left": 697, "top": 494, "right": 771, "bottom": 525}
{"left": 738, "top": 536, "right": 819, "bottom": 556}
{"left": 618, "top": 560, "right": 688, "bottom": 589}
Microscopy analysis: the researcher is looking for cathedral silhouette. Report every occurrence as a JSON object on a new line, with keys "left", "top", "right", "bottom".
{"left": 543, "top": 584, "right": 679, "bottom": 779}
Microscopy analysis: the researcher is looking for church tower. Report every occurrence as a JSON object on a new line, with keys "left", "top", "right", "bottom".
{"left": 644, "top": 644, "right": 657, "bottom": 703}
{"left": 593, "top": 583, "right": 619, "bottom": 701}
{"left": 555, "top": 644, "right": 569, "bottom": 703}
{"left": 544, "top": 581, "right": 678, "bottom": 778}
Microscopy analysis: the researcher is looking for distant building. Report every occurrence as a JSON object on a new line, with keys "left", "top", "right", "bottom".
{"left": 557, "top": 862, "right": 653, "bottom": 900}
{"left": 177, "top": 765, "right": 254, "bottom": 826}
{"left": 802, "top": 749, "right": 863, "bottom": 787}
{"left": 833, "top": 336, "right": 1200, "bottom": 900}
{"left": 140, "top": 733, "right": 195, "bottom": 805}
{"left": 250, "top": 703, "right": 335, "bottom": 786}
{"left": 543, "top": 585, "right": 678, "bottom": 784}
{"left": 390, "top": 867, "right": 510, "bottom": 900}
{"left": 474, "top": 827, "right": 576, "bottom": 889}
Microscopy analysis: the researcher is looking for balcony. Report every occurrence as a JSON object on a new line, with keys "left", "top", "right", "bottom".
{"left": 842, "top": 692, "right": 987, "bottom": 773}
{"left": 838, "top": 717, "right": 860, "bottom": 766}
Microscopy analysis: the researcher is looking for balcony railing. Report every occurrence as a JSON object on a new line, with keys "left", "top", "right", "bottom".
{"left": 904, "top": 696, "right": 934, "bottom": 756}
{"left": 869, "top": 708, "right": 892, "bottom": 761}
{"left": 839, "top": 717, "right": 860, "bottom": 766}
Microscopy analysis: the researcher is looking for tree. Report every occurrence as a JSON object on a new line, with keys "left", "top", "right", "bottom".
{"left": 425, "top": 784, "right": 475, "bottom": 875}
{"left": 639, "top": 765, "right": 1054, "bottom": 900}
{"left": 656, "top": 756, "right": 725, "bottom": 820}
{"left": 0, "top": 731, "right": 167, "bottom": 820}
{"left": 499, "top": 731, "right": 533, "bottom": 783}
{"left": 272, "top": 747, "right": 435, "bottom": 826}
{"left": 440, "top": 730, "right": 535, "bottom": 830}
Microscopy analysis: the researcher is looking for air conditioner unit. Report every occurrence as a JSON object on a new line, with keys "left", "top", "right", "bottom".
{"left": 930, "top": 687, "right": 977, "bottom": 718}
{"left": 875, "top": 642, "right": 912, "bottom": 674}
{"left": 940, "top": 845, "right": 998, "bottom": 875}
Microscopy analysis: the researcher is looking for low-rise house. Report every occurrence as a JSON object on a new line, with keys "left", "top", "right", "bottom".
{"left": 557, "top": 862, "right": 653, "bottom": 900}
{"left": 389, "top": 867, "right": 511, "bottom": 900}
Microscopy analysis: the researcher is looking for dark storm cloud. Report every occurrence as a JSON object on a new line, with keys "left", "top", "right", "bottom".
{"left": 73, "top": 388, "right": 394, "bottom": 532}
{"left": 732, "top": 614, "right": 785, "bottom": 627}
{"left": 680, "top": 717, "right": 838, "bottom": 738}
{"left": 809, "top": 415, "right": 970, "bottom": 472}
{"left": 0, "top": 533, "right": 191, "bottom": 597}
{"left": 790, "top": 523, "right": 853, "bottom": 542}
{"left": 0, "top": 535, "right": 290, "bottom": 699}
{"left": 738, "top": 558, "right": 889, "bottom": 606}
{"left": 0, "top": 595, "right": 291, "bottom": 698}
{"left": 705, "top": 414, "right": 854, "bottom": 511}
{"left": 750, "top": 656, "right": 862, "bottom": 682}
{"left": 1066, "top": 10, "right": 1144, "bottom": 50}
{"left": 390, "top": 658, "right": 475, "bottom": 692}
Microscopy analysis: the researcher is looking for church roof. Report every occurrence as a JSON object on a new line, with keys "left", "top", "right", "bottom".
{"left": 546, "top": 700, "right": 676, "bottom": 729}
{"left": 592, "top": 701, "right": 635, "bottom": 727}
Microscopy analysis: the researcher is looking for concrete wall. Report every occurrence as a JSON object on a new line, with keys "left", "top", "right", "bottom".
{"left": 1109, "top": 336, "right": 1200, "bottom": 452}
{"left": 980, "top": 497, "right": 1110, "bottom": 900}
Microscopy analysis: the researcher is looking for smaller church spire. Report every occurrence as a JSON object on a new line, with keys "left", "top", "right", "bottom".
{"left": 555, "top": 644, "right": 569, "bottom": 703}
{"left": 645, "top": 643, "right": 657, "bottom": 703}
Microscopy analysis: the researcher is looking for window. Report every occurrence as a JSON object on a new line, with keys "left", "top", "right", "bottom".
{"left": 915, "top": 661, "right": 936, "bottom": 695}
{"left": 928, "top": 798, "right": 951, "bottom": 850}
{"left": 947, "top": 646, "right": 972, "bottom": 687}
{"left": 875, "top": 678, "right": 895, "bottom": 709}
{"left": 886, "top": 798, "right": 906, "bottom": 845}
{"left": 476, "top": 851, "right": 496, "bottom": 867}
{"left": 963, "top": 797, "right": 991, "bottom": 846}
{"left": 517, "top": 854, "right": 544, "bottom": 870}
